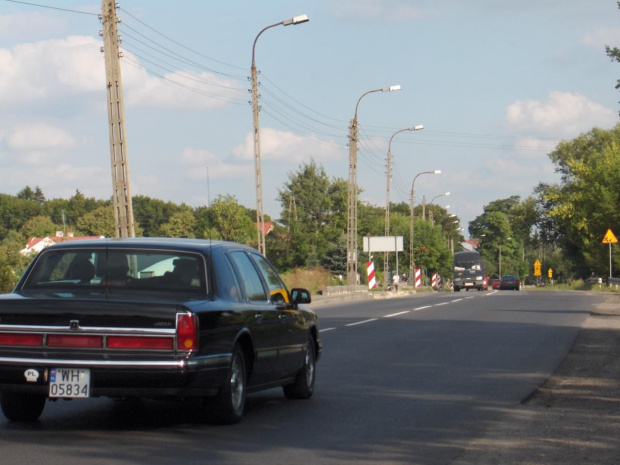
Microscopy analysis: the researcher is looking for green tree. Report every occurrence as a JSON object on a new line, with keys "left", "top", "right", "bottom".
{"left": 536, "top": 124, "right": 620, "bottom": 277}
{"left": 19, "top": 216, "right": 59, "bottom": 239}
{"left": 0, "top": 193, "right": 45, "bottom": 241}
{"left": 76, "top": 206, "right": 116, "bottom": 237}
{"left": 208, "top": 195, "right": 254, "bottom": 243}
{"left": 276, "top": 160, "right": 347, "bottom": 269}
{"left": 160, "top": 210, "right": 196, "bottom": 238}
{"left": 132, "top": 196, "right": 187, "bottom": 237}
{"left": 0, "top": 245, "right": 19, "bottom": 293}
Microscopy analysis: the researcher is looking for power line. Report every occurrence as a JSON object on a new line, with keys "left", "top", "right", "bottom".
{"left": 4, "top": 0, "right": 98, "bottom": 15}
{"left": 119, "top": 6, "right": 246, "bottom": 72}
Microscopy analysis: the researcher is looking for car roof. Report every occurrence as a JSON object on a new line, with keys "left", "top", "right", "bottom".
{"left": 43, "top": 237, "right": 259, "bottom": 255}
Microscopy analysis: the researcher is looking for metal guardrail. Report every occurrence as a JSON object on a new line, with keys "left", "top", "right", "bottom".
{"left": 608, "top": 277, "right": 620, "bottom": 287}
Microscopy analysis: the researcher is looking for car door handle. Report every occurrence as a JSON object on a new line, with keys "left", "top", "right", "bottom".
{"left": 255, "top": 313, "right": 263, "bottom": 324}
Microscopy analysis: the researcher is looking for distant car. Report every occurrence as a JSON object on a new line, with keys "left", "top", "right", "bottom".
{"left": 492, "top": 278, "right": 501, "bottom": 290}
{"left": 499, "top": 275, "right": 521, "bottom": 291}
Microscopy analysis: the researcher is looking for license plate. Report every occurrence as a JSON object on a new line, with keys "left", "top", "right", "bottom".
{"left": 465, "top": 282, "right": 473, "bottom": 286}
{"left": 49, "top": 368, "right": 90, "bottom": 398}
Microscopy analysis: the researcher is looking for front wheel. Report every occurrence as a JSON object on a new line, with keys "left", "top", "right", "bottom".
{"left": 0, "top": 392, "right": 46, "bottom": 422}
{"left": 207, "top": 345, "right": 247, "bottom": 424}
{"left": 283, "top": 336, "right": 316, "bottom": 399}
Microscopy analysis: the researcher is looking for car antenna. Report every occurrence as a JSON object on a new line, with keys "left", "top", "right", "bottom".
{"left": 206, "top": 166, "right": 215, "bottom": 297}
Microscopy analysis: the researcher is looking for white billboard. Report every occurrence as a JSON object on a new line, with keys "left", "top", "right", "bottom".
{"left": 363, "top": 236, "right": 404, "bottom": 253}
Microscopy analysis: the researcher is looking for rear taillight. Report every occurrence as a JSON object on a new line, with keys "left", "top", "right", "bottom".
{"left": 107, "top": 336, "right": 173, "bottom": 350}
{"left": 0, "top": 333, "right": 43, "bottom": 346}
{"left": 176, "top": 312, "right": 198, "bottom": 351}
{"left": 47, "top": 335, "right": 103, "bottom": 348}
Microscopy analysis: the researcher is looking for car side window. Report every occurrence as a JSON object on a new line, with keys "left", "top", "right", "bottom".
{"left": 250, "top": 253, "right": 289, "bottom": 303}
{"left": 229, "top": 252, "right": 268, "bottom": 302}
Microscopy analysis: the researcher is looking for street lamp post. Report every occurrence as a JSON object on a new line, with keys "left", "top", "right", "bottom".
{"left": 347, "top": 85, "right": 401, "bottom": 285}
{"left": 383, "top": 125, "right": 424, "bottom": 288}
{"left": 409, "top": 170, "right": 440, "bottom": 286}
{"left": 428, "top": 192, "right": 450, "bottom": 225}
{"left": 251, "top": 14, "right": 309, "bottom": 256}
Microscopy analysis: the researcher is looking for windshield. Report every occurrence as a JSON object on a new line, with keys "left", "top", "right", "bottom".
{"left": 22, "top": 248, "right": 207, "bottom": 295}
{"left": 454, "top": 260, "right": 482, "bottom": 271}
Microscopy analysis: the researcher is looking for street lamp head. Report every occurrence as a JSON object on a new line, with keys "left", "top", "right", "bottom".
{"left": 383, "top": 85, "right": 402, "bottom": 92}
{"left": 445, "top": 192, "right": 451, "bottom": 196}
{"left": 433, "top": 170, "right": 441, "bottom": 174}
{"left": 413, "top": 124, "right": 424, "bottom": 130}
{"left": 282, "top": 14, "right": 309, "bottom": 26}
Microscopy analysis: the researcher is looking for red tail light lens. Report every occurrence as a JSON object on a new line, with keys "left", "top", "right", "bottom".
{"left": 0, "top": 333, "right": 43, "bottom": 346}
{"left": 47, "top": 335, "right": 103, "bottom": 348}
{"left": 107, "top": 336, "right": 173, "bottom": 350}
{"left": 177, "top": 313, "right": 198, "bottom": 351}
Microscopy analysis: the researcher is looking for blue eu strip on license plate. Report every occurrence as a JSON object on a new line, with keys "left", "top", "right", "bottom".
{"left": 49, "top": 368, "right": 91, "bottom": 398}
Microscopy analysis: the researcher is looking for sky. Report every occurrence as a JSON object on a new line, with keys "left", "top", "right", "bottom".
{"left": 0, "top": 0, "right": 619, "bottom": 236}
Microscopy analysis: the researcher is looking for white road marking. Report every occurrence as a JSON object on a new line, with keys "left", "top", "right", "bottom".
{"left": 346, "top": 318, "right": 379, "bottom": 327}
{"left": 319, "top": 327, "right": 337, "bottom": 333}
{"left": 414, "top": 305, "right": 431, "bottom": 311}
{"left": 384, "top": 311, "right": 411, "bottom": 318}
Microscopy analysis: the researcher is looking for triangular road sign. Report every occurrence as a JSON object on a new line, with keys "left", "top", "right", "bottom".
{"left": 602, "top": 229, "right": 618, "bottom": 244}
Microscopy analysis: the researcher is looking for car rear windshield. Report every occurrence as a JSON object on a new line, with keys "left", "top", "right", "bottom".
{"left": 21, "top": 248, "right": 207, "bottom": 295}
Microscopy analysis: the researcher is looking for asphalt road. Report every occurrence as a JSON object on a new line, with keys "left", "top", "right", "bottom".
{"left": 0, "top": 290, "right": 601, "bottom": 465}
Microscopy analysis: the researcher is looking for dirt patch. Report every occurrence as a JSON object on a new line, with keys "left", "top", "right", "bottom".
{"left": 453, "top": 294, "right": 620, "bottom": 465}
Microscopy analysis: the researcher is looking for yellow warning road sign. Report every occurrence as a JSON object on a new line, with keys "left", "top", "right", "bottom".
{"left": 534, "top": 259, "right": 541, "bottom": 277}
{"left": 602, "top": 229, "right": 618, "bottom": 244}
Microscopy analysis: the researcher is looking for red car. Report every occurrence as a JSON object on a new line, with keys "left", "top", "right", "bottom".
{"left": 499, "top": 275, "right": 521, "bottom": 291}
{"left": 492, "top": 278, "right": 501, "bottom": 290}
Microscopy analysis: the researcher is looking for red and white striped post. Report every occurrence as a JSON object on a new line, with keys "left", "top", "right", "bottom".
{"left": 366, "top": 262, "right": 377, "bottom": 290}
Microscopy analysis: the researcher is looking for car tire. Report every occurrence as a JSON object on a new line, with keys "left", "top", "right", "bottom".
{"left": 283, "top": 336, "right": 316, "bottom": 400}
{"left": 0, "top": 392, "right": 46, "bottom": 422}
{"left": 208, "top": 344, "right": 247, "bottom": 424}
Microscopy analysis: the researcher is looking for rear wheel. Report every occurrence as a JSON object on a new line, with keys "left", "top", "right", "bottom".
{"left": 283, "top": 336, "right": 316, "bottom": 399}
{"left": 0, "top": 392, "right": 46, "bottom": 422}
{"left": 208, "top": 345, "right": 246, "bottom": 424}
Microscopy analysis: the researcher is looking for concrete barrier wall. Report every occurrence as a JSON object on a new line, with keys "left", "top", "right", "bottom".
{"left": 324, "top": 285, "right": 368, "bottom": 296}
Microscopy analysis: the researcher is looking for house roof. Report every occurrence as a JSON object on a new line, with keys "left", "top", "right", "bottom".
{"left": 21, "top": 235, "right": 105, "bottom": 255}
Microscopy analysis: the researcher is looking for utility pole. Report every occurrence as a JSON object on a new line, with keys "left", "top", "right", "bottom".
{"left": 100, "top": 1, "right": 135, "bottom": 238}
{"left": 346, "top": 85, "right": 401, "bottom": 286}
{"left": 346, "top": 117, "right": 359, "bottom": 285}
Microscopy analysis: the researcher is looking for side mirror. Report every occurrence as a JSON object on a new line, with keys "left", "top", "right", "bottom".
{"left": 290, "top": 288, "right": 311, "bottom": 304}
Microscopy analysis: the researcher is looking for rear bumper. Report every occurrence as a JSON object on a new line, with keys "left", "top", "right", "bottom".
{"left": 0, "top": 353, "right": 231, "bottom": 398}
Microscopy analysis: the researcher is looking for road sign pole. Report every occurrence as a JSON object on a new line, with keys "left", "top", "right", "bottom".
{"left": 610, "top": 243, "right": 613, "bottom": 281}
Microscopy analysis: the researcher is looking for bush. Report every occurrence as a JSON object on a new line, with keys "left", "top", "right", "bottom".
{"left": 280, "top": 267, "right": 334, "bottom": 295}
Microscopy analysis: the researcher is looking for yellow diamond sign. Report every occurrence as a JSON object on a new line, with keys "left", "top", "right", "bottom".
{"left": 602, "top": 229, "right": 618, "bottom": 244}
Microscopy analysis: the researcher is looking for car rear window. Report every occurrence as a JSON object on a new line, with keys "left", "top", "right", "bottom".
{"left": 22, "top": 248, "right": 207, "bottom": 295}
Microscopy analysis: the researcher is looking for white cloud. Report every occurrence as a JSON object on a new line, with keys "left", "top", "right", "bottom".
{"left": 122, "top": 63, "right": 243, "bottom": 110}
{"left": 331, "top": 0, "right": 425, "bottom": 21}
{"left": 232, "top": 128, "right": 341, "bottom": 163}
{"left": 505, "top": 91, "right": 617, "bottom": 138}
{"left": 583, "top": 28, "right": 620, "bottom": 48}
{"left": 7, "top": 123, "right": 76, "bottom": 151}
{"left": 0, "top": 36, "right": 241, "bottom": 111}
{"left": 0, "top": 36, "right": 103, "bottom": 106}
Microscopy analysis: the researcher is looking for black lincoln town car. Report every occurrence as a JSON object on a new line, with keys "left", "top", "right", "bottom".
{"left": 0, "top": 238, "right": 321, "bottom": 424}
